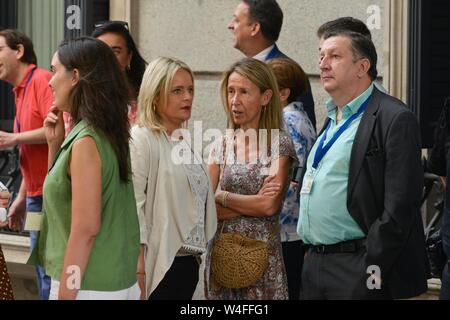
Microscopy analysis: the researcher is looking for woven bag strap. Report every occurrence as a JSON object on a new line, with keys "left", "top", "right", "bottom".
{"left": 218, "top": 135, "right": 228, "bottom": 235}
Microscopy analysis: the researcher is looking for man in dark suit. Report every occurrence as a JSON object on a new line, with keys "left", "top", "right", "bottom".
{"left": 227, "top": 0, "right": 316, "bottom": 130}
{"left": 297, "top": 28, "right": 428, "bottom": 299}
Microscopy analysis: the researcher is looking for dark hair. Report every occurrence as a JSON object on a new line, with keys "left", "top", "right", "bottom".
{"left": 267, "top": 58, "right": 308, "bottom": 103}
{"left": 92, "top": 21, "right": 147, "bottom": 99}
{"left": 0, "top": 29, "right": 37, "bottom": 65}
{"left": 57, "top": 37, "right": 131, "bottom": 182}
{"left": 243, "top": 0, "right": 283, "bottom": 42}
{"left": 317, "top": 17, "right": 372, "bottom": 40}
{"left": 323, "top": 30, "right": 378, "bottom": 81}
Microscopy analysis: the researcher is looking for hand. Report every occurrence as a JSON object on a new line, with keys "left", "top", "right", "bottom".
{"left": 0, "top": 131, "right": 18, "bottom": 150}
{"left": 8, "top": 196, "right": 26, "bottom": 231}
{"left": 258, "top": 175, "right": 281, "bottom": 197}
{"left": 0, "top": 191, "right": 10, "bottom": 228}
{"left": 215, "top": 190, "right": 225, "bottom": 205}
{"left": 137, "top": 273, "right": 146, "bottom": 300}
{"left": 44, "top": 105, "right": 65, "bottom": 149}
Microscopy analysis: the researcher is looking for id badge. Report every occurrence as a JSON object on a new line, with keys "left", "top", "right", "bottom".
{"left": 300, "top": 172, "right": 314, "bottom": 194}
{"left": 24, "top": 211, "right": 43, "bottom": 231}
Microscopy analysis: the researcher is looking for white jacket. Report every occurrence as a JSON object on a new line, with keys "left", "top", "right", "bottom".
{"left": 130, "top": 125, "right": 217, "bottom": 298}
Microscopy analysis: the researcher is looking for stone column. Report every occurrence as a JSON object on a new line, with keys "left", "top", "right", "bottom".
{"left": 110, "top": 0, "right": 131, "bottom": 26}
{"left": 384, "top": 0, "right": 408, "bottom": 102}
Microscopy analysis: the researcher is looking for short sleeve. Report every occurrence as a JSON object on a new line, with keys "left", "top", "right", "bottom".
{"left": 208, "top": 135, "right": 226, "bottom": 166}
{"left": 272, "top": 131, "right": 299, "bottom": 167}
{"left": 283, "top": 110, "right": 316, "bottom": 168}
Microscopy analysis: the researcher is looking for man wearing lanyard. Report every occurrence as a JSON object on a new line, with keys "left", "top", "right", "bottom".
{"left": 0, "top": 29, "right": 53, "bottom": 300}
{"left": 227, "top": 0, "right": 316, "bottom": 130}
{"left": 298, "top": 29, "right": 428, "bottom": 299}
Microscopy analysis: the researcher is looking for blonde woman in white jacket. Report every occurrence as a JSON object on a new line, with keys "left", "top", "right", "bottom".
{"left": 130, "top": 57, "right": 217, "bottom": 300}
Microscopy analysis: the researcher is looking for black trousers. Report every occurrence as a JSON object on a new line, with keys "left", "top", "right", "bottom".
{"left": 301, "top": 247, "right": 391, "bottom": 300}
{"left": 282, "top": 240, "right": 304, "bottom": 300}
{"left": 149, "top": 255, "right": 199, "bottom": 300}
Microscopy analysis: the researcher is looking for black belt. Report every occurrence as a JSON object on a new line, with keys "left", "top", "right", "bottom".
{"left": 309, "top": 238, "right": 366, "bottom": 254}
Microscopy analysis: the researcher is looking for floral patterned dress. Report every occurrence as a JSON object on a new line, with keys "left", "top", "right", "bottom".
{"left": 280, "top": 102, "right": 317, "bottom": 242}
{"left": 204, "top": 131, "right": 297, "bottom": 300}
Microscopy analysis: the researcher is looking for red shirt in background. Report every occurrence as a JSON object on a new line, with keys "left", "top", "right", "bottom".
{"left": 63, "top": 101, "right": 137, "bottom": 137}
{"left": 13, "top": 64, "right": 53, "bottom": 197}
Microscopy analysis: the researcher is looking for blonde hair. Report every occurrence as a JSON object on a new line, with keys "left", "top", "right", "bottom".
{"left": 137, "top": 57, "right": 194, "bottom": 131}
{"left": 220, "top": 58, "right": 283, "bottom": 142}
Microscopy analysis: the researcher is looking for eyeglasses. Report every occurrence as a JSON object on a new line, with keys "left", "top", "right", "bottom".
{"left": 94, "top": 20, "right": 129, "bottom": 31}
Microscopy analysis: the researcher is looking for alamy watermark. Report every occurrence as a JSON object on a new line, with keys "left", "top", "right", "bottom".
{"left": 367, "top": 5, "right": 381, "bottom": 30}
{"left": 367, "top": 265, "right": 382, "bottom": 290}
{"left": 65, "top": 265, "right": 81, "bottom": 290}
{"left": 170, "top": 122, "right": 281, "bottom": 176}
{"left": 66, "top": 5, "right": 81, "bottom": 30}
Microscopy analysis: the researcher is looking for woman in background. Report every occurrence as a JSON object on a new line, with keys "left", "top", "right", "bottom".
{"left": 92, "top": 20, "right": 147, "bottom": 124}
{"left": 267, "top": 58, "right": 316, "bottom": 300}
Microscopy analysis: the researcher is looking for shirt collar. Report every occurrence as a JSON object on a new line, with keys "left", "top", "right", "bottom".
{"left": 326, "top": 83, "right": 374, "bottom": 120}
{"left": 60, "top": 120, "right": 89, "bottom": 150}
{"left": 252, "top": 45, "right": 275, "bottom": 61}
{"left": 13, "top": 64, "right": 37, "bottom": 91}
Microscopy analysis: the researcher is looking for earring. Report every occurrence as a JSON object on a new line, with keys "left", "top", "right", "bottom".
{"left": 126, "top": 64, "right": 131, "bottom": 71}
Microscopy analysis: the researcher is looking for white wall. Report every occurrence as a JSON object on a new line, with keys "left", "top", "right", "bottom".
{"left": 131, "top": 0, "right": 386, "bottom": 131}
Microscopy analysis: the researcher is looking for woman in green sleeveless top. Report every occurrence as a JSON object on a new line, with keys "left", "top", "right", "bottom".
{"left": 28, "top": 37, "right": 140, "bottom": 300}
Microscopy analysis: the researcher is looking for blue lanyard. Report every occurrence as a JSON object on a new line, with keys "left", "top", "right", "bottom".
{"left": 15, "top": 66, "right": 37, "bottom": 133}
{"left": 312, "top": 97, "right": 371, "bottom": 169}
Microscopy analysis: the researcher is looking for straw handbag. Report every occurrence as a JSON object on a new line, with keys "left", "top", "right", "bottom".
{"left": 211, "top": 222, "right": 269, "bottom": 288}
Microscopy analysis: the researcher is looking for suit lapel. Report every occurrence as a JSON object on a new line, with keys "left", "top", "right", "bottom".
{"left": 347, "top": 88, "right": 382, "bottom": 199}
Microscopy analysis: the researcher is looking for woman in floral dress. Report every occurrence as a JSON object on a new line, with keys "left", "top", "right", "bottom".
{"left": 205, "top": 58, "right": 297, "bottom": 300}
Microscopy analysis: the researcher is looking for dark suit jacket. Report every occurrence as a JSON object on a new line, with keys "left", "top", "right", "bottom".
{"left": 322, "top": 87, "right": 428, "bottom": 299}
{"left": 265, "top": 45, "right": 316, "bottom": 130}
{"left": 350, "top": 88, "right": 428, "bottom": 298}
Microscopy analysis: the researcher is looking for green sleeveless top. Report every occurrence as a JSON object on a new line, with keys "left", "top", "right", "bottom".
{"left": 28, "top": 120, "right": 140, "bottom": 291}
